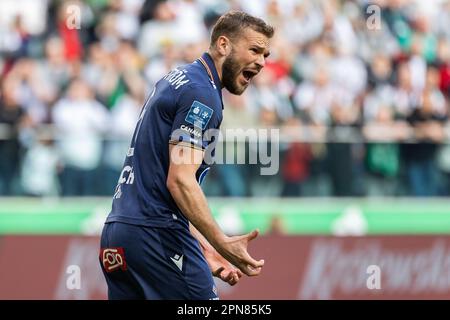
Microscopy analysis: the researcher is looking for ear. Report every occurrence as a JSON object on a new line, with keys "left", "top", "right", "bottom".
{"left": 216, "top": 35, "right": 232, "bottom": 57}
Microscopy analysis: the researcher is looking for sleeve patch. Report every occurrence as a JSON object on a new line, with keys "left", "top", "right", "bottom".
{"left": 184, "top": 100, "right": 214, "bottom": 130}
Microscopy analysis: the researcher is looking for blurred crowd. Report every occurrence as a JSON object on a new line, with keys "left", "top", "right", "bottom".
{"left": 1, "top": 0, "right": 450, "bottom": 198}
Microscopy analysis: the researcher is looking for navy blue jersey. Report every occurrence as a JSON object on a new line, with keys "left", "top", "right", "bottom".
{"left": 106, "top": 53, "right": 223, "bottom": 230}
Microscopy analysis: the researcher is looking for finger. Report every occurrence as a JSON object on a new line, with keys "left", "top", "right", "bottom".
{"left": 221, "top": 271, "right": 233, "bottom": 282}
{"left": 238, "top": 261, "right": 263, "bottom": 276}
{"left": 229, "top": 276, "right": 238, "bottom": 286}
{"left": 229, "top": 268, "right": 243, "bottom": 279}
{"left": 246, "top": 229, "right": 260, "bottom": 242}
{"left": 244, "top": 265, "right": 263, "bottom": 277}
{"left": 242, "top": 251, "right": 265, "bottom": 269}
{"left": 212, "top": 266, "right": 225, "bottom": 277}
{"left": 227, "top": 271, "right": 239, "bottom": 285}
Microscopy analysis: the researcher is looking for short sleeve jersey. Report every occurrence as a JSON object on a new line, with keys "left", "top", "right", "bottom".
{"left": 106, "top": 53, "right": 223, "bottom": 230}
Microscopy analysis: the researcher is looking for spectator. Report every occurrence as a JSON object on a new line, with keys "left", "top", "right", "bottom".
{"left": 280, "top": 119, "right": 313, "bottom": 197}
{"left": 216, "top": 91, "right": 256, "bottom": 197}
{"left": 52, "top": 78, "right": 109, "bottom": 195}
{"left": 0, "top": 0, "right": 449, "bottom": 198}
{"left": 37, "top": 37, "right": 73, "bottom": 96}
{"left": 435, "top": 38, "right": 450, "bottom": 97}
{"left": 20, "top": 136, "right": 59, "bottom": 197}
{"left": 0, "top": 75, "right": 29, "bottom": 195}
{"left": 366, "top": 53, "right": 395, "bottom": 89}
{"left": 293, "top": 66, "right": 337, "bottom": 125}
{"left": 56, "top": 0, "right": 84, "bottom": 62}
{"left": 402, "top": 86, "right": 447, "bottom": 196}
{"left": 102, "top": 72, "right": 146, "bottom": 195}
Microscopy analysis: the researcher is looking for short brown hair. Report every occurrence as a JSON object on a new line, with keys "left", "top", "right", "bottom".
{"left": 210, "top": 11, "right": 274, "bottom": 46}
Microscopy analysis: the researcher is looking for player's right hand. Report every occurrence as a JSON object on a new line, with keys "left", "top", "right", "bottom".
{"left": 218, "top": 229, "right": 265, "bottom": 277}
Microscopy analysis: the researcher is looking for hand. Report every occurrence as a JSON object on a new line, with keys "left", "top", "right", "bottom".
{"left": 204, "top": 247, "right": 243, "bottom": 286}
{"left": 217, "top": 229, "right": 265, "bottom": 277}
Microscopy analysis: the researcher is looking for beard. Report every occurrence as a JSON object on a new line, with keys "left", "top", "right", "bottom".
{"left": 222, "top": 49, "right": 246, "bottom": 95}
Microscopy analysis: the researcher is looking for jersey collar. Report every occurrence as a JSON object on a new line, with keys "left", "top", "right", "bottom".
{"left": 198, "top": 52, "right": 223, "bottom": 109}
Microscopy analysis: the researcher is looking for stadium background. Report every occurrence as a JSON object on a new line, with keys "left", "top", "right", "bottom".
{"left": 1, "top": 0, "right": 450, "bottom": 299}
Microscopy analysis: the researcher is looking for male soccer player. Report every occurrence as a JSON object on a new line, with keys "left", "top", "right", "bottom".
{"left": 99, "top": 11, "right": 274, "bottom": 299}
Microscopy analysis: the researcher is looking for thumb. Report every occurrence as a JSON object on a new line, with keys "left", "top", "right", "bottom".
{"left": 246, "top": 229, "right": 260, "bottom": 242}
{"left": 212, "top": 266, "right": 225, "bottom": 277}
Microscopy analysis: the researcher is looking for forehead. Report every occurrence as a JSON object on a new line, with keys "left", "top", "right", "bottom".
{"left": 239, "top": 28, "right": 270, "bottom": 49}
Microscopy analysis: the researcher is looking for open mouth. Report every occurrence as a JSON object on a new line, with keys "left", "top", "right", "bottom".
{"left": 242, "top": 69, "right": 258, "bottom": 83}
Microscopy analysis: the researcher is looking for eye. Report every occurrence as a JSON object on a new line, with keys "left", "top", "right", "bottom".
{"left": 250, "top": 48, "right": 258, "bottom": 54}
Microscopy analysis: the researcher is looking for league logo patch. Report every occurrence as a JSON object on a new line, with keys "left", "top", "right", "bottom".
{"left": 100, "top": 247, "right": 127, "bottom": 273}
{"left": 185, "top": 101, "right": 213, "bottom": 130}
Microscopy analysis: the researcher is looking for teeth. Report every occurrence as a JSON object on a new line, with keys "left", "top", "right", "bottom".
{"left": 243, "top": 70, "right": 253, "bottom": 81}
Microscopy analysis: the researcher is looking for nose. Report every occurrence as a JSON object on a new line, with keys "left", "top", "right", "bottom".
{"left": 255, "top": 54, "right": 266, "bottom": 69}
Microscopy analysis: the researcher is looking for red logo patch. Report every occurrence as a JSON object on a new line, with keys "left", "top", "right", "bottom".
{"left": 100, "top": 248, "right": 127, "bottom": 273}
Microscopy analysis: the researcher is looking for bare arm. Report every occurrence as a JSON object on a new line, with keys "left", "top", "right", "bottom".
{"left": 189, "top": 221, "right": 215, "bottom": 253}
{"left": 166, "top": 143, "right": 264, "bottom": 276}
{"left": 167, "top": 144, "right": 227, "bottom": 250}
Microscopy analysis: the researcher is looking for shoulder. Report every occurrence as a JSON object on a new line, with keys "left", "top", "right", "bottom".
{"left": 162, "top": 61, "right": 206, "bottom": 90}
{"left": 160, "top": 61, "right": 222, "bottom": 111}
{"left": 178, "top": 82, "right": 221, "bottom": 113}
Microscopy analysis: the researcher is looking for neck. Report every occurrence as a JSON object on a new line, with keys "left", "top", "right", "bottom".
{"left": 207, "top": 49, "right": 225, "bottom": 87}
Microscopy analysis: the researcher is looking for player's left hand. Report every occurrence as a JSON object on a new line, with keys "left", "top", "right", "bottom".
{"left": 204, "top": 248, "right": 243, "bottom": 286}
